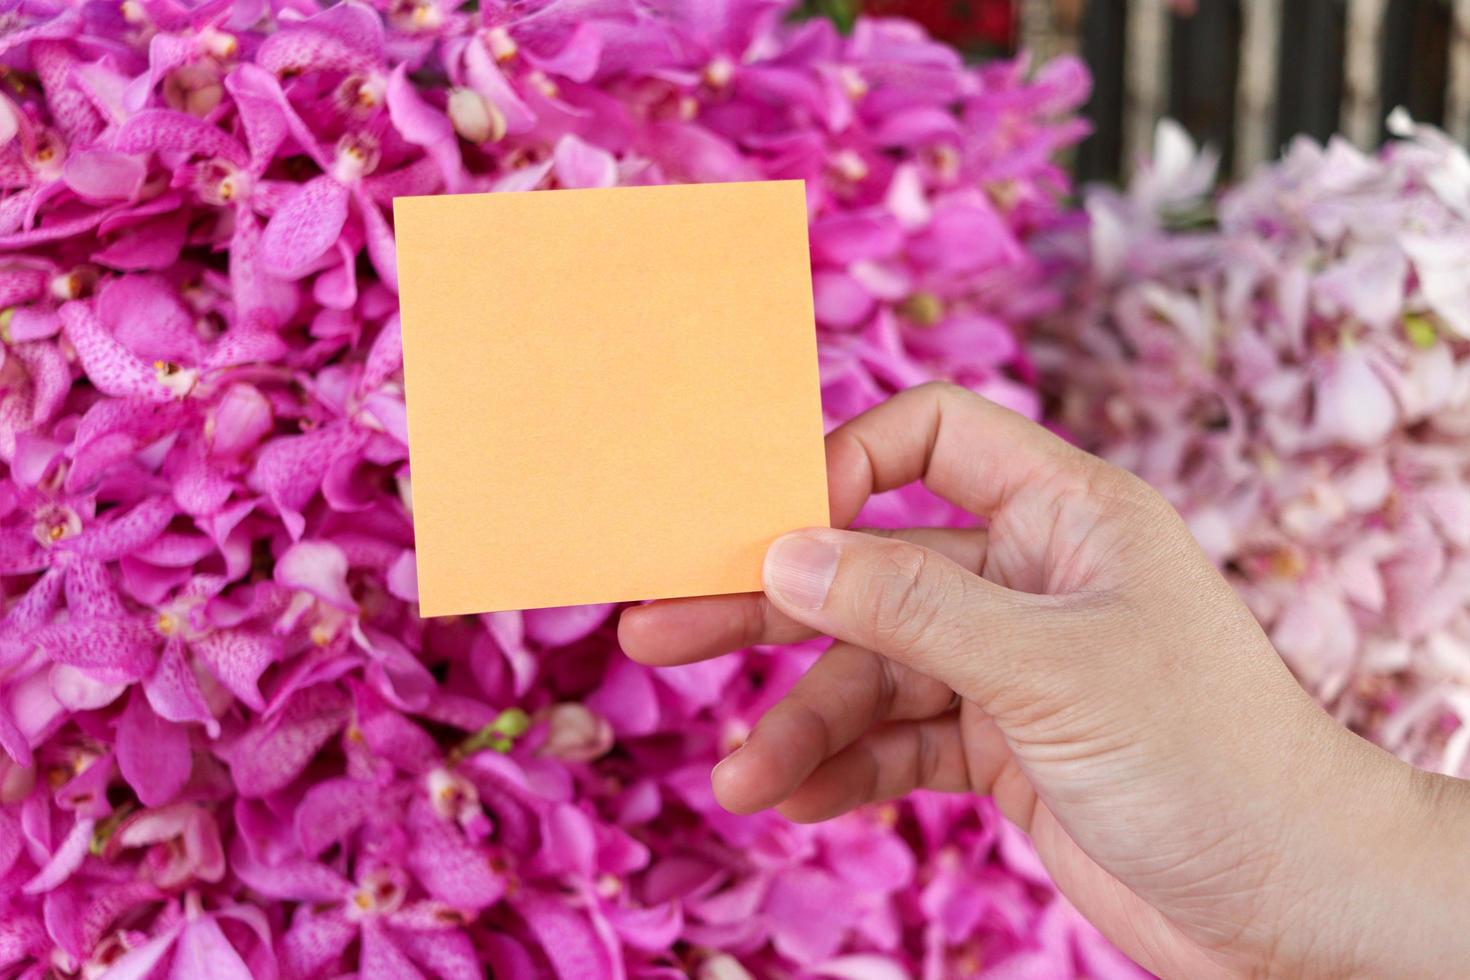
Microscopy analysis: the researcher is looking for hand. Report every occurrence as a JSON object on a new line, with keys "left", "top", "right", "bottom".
{"left": 619, "top": 383, "right": 1470, "bottom": 979}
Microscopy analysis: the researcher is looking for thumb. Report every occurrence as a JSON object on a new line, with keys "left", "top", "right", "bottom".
{"left": 762, "top": 527, "right": 1071, "bottom": 708}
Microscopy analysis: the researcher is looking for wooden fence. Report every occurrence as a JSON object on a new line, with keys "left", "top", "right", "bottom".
{"left": 1018, "top": 0, "right": 1470, "bottom": 181}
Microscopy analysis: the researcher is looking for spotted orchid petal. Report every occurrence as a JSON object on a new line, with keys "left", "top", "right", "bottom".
{"left": 361, "top": 922, "right": 427, "bottom": 980}
{"left": 276, "top": 539, "right": 357, "bottom": 611}
{"left": 260, "top": 176, "right": 351, "bottom": 280}
{"left": 32, "top": 616, "right": 158, "bottom": 684}
{"left": 389, "top": 928, "right": 480, "bottom": 980}
{"left": 404, "top": 798, "right": 505, "bottom": 910}
{"left": 355, "top": 187, "right": 398, "bottom": 292}
{"left": 0, "top": 266, "right": 47, "bottom": 306}
{"left": 143, "top": 637, "right": 220, "bottom": 736}
{"left": 293, "top": 777, "right": 380, "bottom": 856}
{"left": 513, "top": 889, "right": 621, "bottom": 980}
{"left": 220, "top": 684, "right": 348, "bottom": 797}
{"left": 523, "top": 604, "right": 613, "bottom": 646}
{"left": 280, "top": 908, "right": 356, "bottom": 980}
{"left": 191, "top": 628, "right": 278, "bottom": 712}
{"left": 230, "top": 840, "right": 353, "bottom": 904}
{"left": 59, "top": 302, "right": 177, "bottom": 402}
{"left": 116, "top": 108, "right": 249, "bottom": 167}
{"left": 61, "top": 149, "right": 147, "bottom": 200}
{"left": 222, "top": 67, "right": 290, "bottom": 176}
{"left": 249, "top": 424, "right": 362, "bottom": 538}
{"left": 363, "top": 316, "right": 402, "bottom": 391}
{"left": 171, "top": 913, "right": 256, "bottom": 980}
{"left": 63, "top": 495, "right": 175, "bottom": 562}
{"left": 0, "top": 706, "right": 32, "bottom": 768}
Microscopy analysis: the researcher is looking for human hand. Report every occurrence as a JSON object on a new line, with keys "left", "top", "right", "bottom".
{"left": 619, "top": 383, "right": 1470, "bottom": 978}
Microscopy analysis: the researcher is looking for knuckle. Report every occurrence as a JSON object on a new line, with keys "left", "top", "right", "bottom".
{"left": 741, "top": 595, "right": 771, "bottom": 646}
{"left": 914, "top": 379, "right": 960, "bottom": 397}
{"left": 917, "top": 379, "right": 973, "bottom": 409}
{"left": 858, "top": 545, "right": 954, "bottom": 651}
{"left": 1080, "top": 455, "right": 1172, "bottom": 522}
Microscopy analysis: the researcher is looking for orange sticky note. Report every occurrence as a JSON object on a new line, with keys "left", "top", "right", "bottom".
{"left": 394, "top": 180, "right": 829, "bottom": 616}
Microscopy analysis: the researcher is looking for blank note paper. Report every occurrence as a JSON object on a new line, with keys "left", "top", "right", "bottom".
{"left": 394, "top": 180, "right": 830, "bottom": 616}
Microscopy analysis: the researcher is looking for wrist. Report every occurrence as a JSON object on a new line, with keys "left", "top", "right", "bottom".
{"left": 1349, "top": 763, "right": 1470, "bottom": 977}
{"left": 1264, "top": 741, "right": 1470, "bottom": 978}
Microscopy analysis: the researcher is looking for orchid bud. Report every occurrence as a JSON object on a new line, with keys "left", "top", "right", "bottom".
{"left": 838, "top": 65, "right": 867, "bottom": 100}
{"left": 698, "top": 954, "right": 755, "bottom": 980}
{"left": 199, "top": 28, "right": 238, "bottom": 59}
{"left": 527, "top": 70, "right": 558, "bottom": 99}
{"left": 339, "top": 74, "right": 386, "bottom": 114}
{"left": 332, "top": 133, "right": 381, "bottom": 183}
{"left": 449, "top": 88, "right": 505, "bottom": 144}
{"left": 0, "top": 94, "right": 18, "bottom": 147}
{"left": 165, "top": 61, "right": 224, "bottom": 117}
{"left": 702, "top": 56, "right": 735, "bottom": 90}
{"left": 539, "top": 703, "right": 613, "bottom": 762}
{"left": 829, "top": 148, "right": 868, "bottom": 183}
{"left": 486, "top": 26, "right": 517, "bottom": 62}
{"left": 48, "top": 266, "right": 94, "bottom": 301}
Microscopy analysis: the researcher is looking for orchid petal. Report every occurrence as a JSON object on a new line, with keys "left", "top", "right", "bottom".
{"left": 116, "top": 108, "right": 248, "bottom": 166}
{"left": 117, "top": 688, "right": 191, "bottom": 806}
{"left": 59, "top": 302, "right": 174, "bottom": 402}
{"left": 170, "top": 915, "right": 254, "bottom": 980}
{"left": 386, "top": 65, "right": 465, "bottom": 193}
{"left": 293, "top": 777, "right": 379, "bottom": 855}
{"left": 144, "top": 637, "right": 220, "bottom": 737}
{"left": 553, "top": 134, "right": 617, "bottom": 189}
{"left": 361, "top": 921, "right": 427, "bottom": 980}
{"left": 61, "top": 150, "right": 147, "bottom": 201}
{"left": 23, "top": 816, "right": 94, "bottom": 894}
{"left": 280, "top": 908, "right": 355, "bottom": 979}
{"left": 260, "top": 176, "right": 350, "bottom": 279}
{"left": 276, "top": 540, "right": 357, "bottom": 610}
{"left": 192, "top": 629, "right": 279, "bottom": 712}
{"left": 221, "top": 684, "right": 348, "bottom": 796}
{"left": 513, "top": 889, "right": 621, "bottom": 980}
{"left": 33, "top": 617, "right": 158, "bottom": 684}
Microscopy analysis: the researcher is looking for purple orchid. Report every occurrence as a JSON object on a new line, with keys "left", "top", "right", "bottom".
{"left": 0, "top": 0, "right": 1109, "bottom": 975}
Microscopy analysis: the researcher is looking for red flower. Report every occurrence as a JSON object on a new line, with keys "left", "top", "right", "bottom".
{"left": 863, "top": 0, "right": 1017, "bottom": 48}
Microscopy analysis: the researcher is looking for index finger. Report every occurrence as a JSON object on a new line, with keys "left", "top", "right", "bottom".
{"left": 620, "top": 384, "right": 1080, "bottom": 666}
{"left": 825, "top": 381, "right": 1090, "bottom": 527}
{"left": 618, "top": 526, "right": 988, "bottom": 666}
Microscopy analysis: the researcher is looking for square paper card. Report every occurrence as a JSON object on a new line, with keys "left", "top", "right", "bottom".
{"left": 395, "top": 180, "right": 830, "bottom": 616}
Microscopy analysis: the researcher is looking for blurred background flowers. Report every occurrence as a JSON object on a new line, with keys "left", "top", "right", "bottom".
{"left": 0, "top": 0, "right": 1467, "bottom": 977}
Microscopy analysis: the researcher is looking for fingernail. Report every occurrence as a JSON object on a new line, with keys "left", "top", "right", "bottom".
{"left": 764, "top": 532, "right": 839, "bottom": 611}
{"left": 711, "top": 743, "right": 741, "bottom": 784}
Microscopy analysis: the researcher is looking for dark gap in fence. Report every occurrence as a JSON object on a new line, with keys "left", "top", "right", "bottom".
{"left": 1076, "top": 0, "right": 1127, "bottom": 183}
{"left": 1274, "top": 0, "right": 1346, "bottom": 150}
{"left": 1379, "top": 0, "right": 1451, "bottom": 136}
{"left": 1168, "top": 0, "right": 1242, "bottom": 177}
